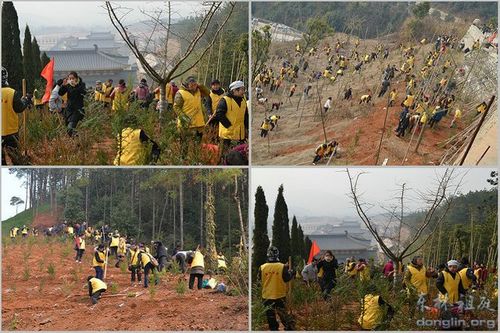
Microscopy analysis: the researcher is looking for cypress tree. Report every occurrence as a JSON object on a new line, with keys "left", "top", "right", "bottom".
{"left": 297, "top": 224, "right": 306, "bottom": 261}
{"left": 22, "top": 25, "right": 35, "bottom": 92}
{"left": 252, "top": 186, "right": 270, "bottom": 280}
{"left": 304, "top": 236, "right": 313, "bottom": 261}
{"left": 272, "top": 184, "right": 290, "bottom": 263}
{"left": 290, "top": 215, "right": 300, "bottom": 259}
{"left": 1, "top": 2, "right": 24, "bottom": 91}
{"left": 32, "top": 37, "right": 42, "bottom": 79}
{"left": 41, "top": 52, "right": 50, "bottom": 68}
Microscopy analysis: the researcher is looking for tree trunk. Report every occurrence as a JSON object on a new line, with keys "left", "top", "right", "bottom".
{"left": 227, "top": 185, "right": 232, "bottom": 259}
{"left": 233, "top": 174, "right": 247, "bottom": 250}
{"left": 205, "top": 175, "right": 217, "bottom": 269}
{"left": 179, "top": 178, "right": 184, "bottom": 249}
{"left": 200, "top": 182, "right": 203, "bottom": 247}
{"left": 158, "top": 81, "right": 168, "bottom": 116}
{"left": 173, "top": 194, "right": 177, "bottom": 247}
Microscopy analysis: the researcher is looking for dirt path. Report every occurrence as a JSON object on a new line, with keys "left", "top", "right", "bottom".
{"left": 252, "top": 34, "right": 471, "bottom": 166}
{"left": 2, "top": 239, "right": 248, "bottom": 331}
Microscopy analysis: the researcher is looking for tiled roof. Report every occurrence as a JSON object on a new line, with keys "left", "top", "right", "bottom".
{"left": 45, "top": 49, "right": 129, "bottom": 72}
{"left": 309, "top": 234, "right": 372, "bottom": 251}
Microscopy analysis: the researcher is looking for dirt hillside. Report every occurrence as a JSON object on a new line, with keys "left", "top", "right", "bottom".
{"left": 2, "top": 238, "right": 248, "bottom": 331}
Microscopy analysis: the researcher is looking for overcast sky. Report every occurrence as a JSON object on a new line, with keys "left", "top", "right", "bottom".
{"left": 250, "top": 168, "right": 495, "bottom": 225}
{"left": 1, "top": 169, "right": 26, "bottom": 221}
{"left": 14, "top": 1, "right": 205, "bottom": 33}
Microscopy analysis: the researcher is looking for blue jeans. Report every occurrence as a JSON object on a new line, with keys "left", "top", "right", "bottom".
{"left": 95, "top": 266, "right": 104, "bottom": 280}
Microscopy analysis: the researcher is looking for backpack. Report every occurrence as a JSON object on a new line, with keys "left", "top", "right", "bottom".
{"left": 148, "top": 253, "right": 159, "bottom": 267}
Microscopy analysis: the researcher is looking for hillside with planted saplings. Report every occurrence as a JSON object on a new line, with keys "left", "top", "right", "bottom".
{"left": 2, "top": 168, "right": 249, "bottom": 331}
{"left": 251, "top": 2, "right": 497, "bottom": 166}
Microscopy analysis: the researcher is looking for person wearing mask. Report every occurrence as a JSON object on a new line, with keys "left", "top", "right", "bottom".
{"left": 58, "top": 71, "right": 86, "bottom": 136}
{"left": 1, "top": 67, "right": 30, "bottom": 165}
{"left": 316, "top": 250, "right": 338, "bottom": 299}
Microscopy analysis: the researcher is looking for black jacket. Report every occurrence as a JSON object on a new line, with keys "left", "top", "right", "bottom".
{"left": 59, "top": 79, "right": 86, "bottom": 121}
{"left": 154, "top": 241, "right": 168, "bottom": 258}
{"left": 211, "top": 92, "right": 249, "bottom": 130}
{"left": 317, "top": 259, "right": 338, "bottom": 282}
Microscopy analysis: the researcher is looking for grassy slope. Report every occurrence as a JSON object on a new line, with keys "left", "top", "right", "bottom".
{"left": 1, "top": 203, "right": 50, "bottom": 235}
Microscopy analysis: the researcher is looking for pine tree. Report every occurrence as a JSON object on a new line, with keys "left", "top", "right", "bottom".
{"left": 32, "top": 37, "right": 42, "bottom": 80}
{"left": 304, "top": 236, "right": 313, "bottom": 261}
{"left": 290, "top": 215, "right": 300, "bottom": 260}
{"left": 22, "top": 25, "right": 35, "bottom": 92}
{"left": 40, "top": 52, "right": 50, "bottom": 68}
{"left": 1, "top": 2, "right": 24, "bottom": 91}
{"left": 297, "top": 224, "right": 306, "bottom": 261}
{"left": 252, "top": 186, "right": 270, "bottom": 279}
{"left": 272, "top": 184, "right": 290, "bottom": 263}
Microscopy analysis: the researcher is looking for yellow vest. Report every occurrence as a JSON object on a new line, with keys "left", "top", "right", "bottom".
{"left": 100, "top": 84, "right": 113, "bottom": 103}
{"left": 219, "top": 96, "right": 246, "bottom": 140}
{"left": 210, "top": 90, "right": 224, "bottom": 113}
{"left": 403, "top": 95, "right": 414, "bottom": 107}
{"left": 217, "top": 255, "right": 227, "bottom": 269}
{"left": 260, "top": 262, "right": 287, "bottom": 300}
{"left": 140, "top": 250, "right": 151, "bottom": 267}
{"left": 420, "top": 112, "right": 428, "bottom": 124}
{"left": 390, "top": 91, "right": 397, "bottom": 101}
{"left": 68, "top": 227, "right": 73, "bottom": 234}
{"left": 78, "top": 237, "right": 86, "bottom": 250}
{"left": 176, "top": 89, "right": 205, "bottom": 128}
{"left": 474, "top": 268, "right": 481, "bottom": 281}
{"left": 9, "top": 229, "right": 15, "bottom": 237}
{"left": 358, "top": 294, "right": 383, "bottom": 330}
{"left": 93, "top": 250, "right": 106, "bottom": 268}
{"left": 118, "top": 238, "right": 126, "bottom": 255}
{"left": 347, "top": 262, "right": 357, "bottom": 277}
{"left": 439, "top": 271, "right": 460, "bottom": 303}
{"left": 359, "top": 266, "right": 371, "bottom": 281}
{"left": 94, "top": 88, "right": 101, "bottom": 101}
{"left": 22, "top": 227, "right": 28, "bottom": 235}
{"left": 166, "top": 84, "right": 174, "bottom": 104}
{"left": 110, "top": 236, "right": 119, "bottom": 247}
{"left": 2, "top": 87, "right": 19, "bottom": 136}
{"left": 13, "top": 227, "right": 19, "bottom": 235}
{"left": 261, "top": 122, "right": 270, "bottom": 130}
{"left": 458, "top": 267, "right": 473, "bottom": 290}
{"left": 454, "top": 109, "right": 462, "bottom": 119}
{"left": 114, "top": 128, "right": 148, "bottom": 166}
{"left": 192, "top": 251, "right": 205, "bottom": 268}
{"left": 112, "top": 88, "right": 128, "bottom": 111}
{"left": 129, "top": 249, "right": 140, "bottom": 266}
{"left": 90, "top": 278, "right": 107, "bottom": 294}
{"left": 477, "top": 104, "right": 486, "bottom": 113}
{"left": 407, "top": 264, "right": 428, "bottom": 294}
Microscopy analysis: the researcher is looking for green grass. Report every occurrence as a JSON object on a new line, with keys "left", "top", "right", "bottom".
{"left": 175, "top": 279, "right": 186, "bottom": 295}
{"left": 1, "top": 203, "right": 51, "bottom": 235}
{"left": 47, "top": 263, "right": 56, "bottom": 279}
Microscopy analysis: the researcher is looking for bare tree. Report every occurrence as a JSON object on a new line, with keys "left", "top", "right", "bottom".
{"left": 105, "top": 1, "right": 235, "bottom": 114}
{"left": 346, "top": 168, "right": 464, "bottom": 275}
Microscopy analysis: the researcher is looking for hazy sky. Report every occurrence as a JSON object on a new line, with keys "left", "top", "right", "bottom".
{"left": 14, "top": 1, "right": 205, "bottom": 32}
{"left": 1, "top": 169, "right": 26, "bottom": 221}
{"left": 250, "top": 168, "right": 495, "bottom": 225}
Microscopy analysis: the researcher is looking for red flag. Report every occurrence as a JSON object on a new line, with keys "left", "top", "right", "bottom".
{"left": 40, "top": 58, "right": 54, "bottom": 104}
{"left": 307, "top": 240, "right": 320, "bottom": 264}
